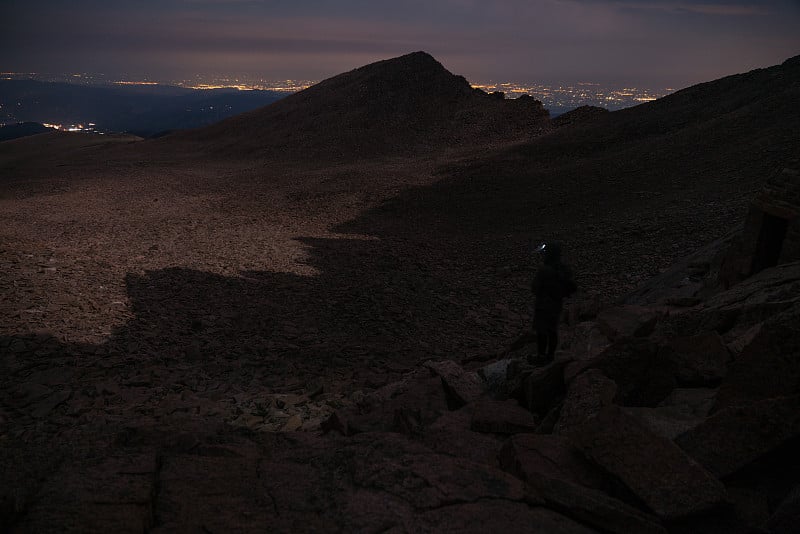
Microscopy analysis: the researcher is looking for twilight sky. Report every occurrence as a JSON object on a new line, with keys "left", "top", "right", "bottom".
{"left": 2, "top": 0, "right": 799, "bottom": 88}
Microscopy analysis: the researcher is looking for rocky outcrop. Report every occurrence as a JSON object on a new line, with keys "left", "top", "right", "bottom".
{"left": 570, "top": 406, "right": 729, "bottom": 521}
{"left": 712, "top": 301, "right": 800, "bottom": 410}
{"left": 676, "top": 395, "right": 800, "bottom": 479}
{"left": 666, "top": 331, "right": 730, "bottom": 387}
{"left": 596, "top": 305, "right": 659, "bottom": 341}
{"left": 565, "top": 338, "right": 677, "bottom": 407}
{"left": 424, "top": 359, "right": 486, "bottom": 408}
{"left": 554, "top": 369, "right": 618, "bottom": 435}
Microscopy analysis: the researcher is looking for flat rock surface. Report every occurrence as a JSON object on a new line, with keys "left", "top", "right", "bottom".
{"left": 571, "top": 405, "right": 729, "bottom": 521}
{"left": 676, "top": 395, "right": 800, "bottom": 479}
{"left": 527, "top": 475, "right": 667, "bottom": 534}
{"left": 498, "top": 434, "right": 608, "bottom": 491}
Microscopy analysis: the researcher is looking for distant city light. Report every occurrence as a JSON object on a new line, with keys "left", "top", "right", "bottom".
{"left": 1, "top": 71, "right": 674, "bottom": 130}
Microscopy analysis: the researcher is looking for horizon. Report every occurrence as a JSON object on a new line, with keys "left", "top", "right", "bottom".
{"left": 0, "top": 66, "right": 672, "bottom": 131}
{"left": 2, "top": 1, "right": 798, "bottom": 89}
{"left": 1, "top": 67, "right": 678, "bottom": 93}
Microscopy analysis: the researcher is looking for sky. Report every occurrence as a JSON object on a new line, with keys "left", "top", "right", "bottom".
{"left": 1, "top": 0, "right": 799, "bottom": 89}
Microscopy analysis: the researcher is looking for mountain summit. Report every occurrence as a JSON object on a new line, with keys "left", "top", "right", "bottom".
{"left": 177, "top": 52, "right": 549, "bottom": 160}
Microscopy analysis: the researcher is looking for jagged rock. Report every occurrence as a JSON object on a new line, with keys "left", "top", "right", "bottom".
{"left": 562, "top": 321, "right": 611, "bottom": 362}
{"left": 470, "top": 399, "right": 537, "bottom": 434}
{"left": 596, "top": 305, "right": 659, "bottom": 341}
{"left": 321, "top": 374, "right": 448, "bottom": 435}
{"left": 422, "top": 405, "right": 504, "bottom": 465}
{"left": 527, "top": 475, "right": 667, "bottom": 534}
{"left": 676, "top": 395, "right": 800, "bottom": 479}
{"left": 419, "top": 500, "right": 599, "bottom": 534}
{"left": 571, "top": 406, "right": 729, "bottom": 521}
{"left": 763, "top": 485, "right": 800, "bottom": 534}
{"left": 621, "top": 388, "right": 716, "bottom": 441}
{"left": 713, "top": 303, "right": 800, "bottom": 410}
{"left": 498, "top": 434, "right": 608, "bottom": 491}
{"left": 565, "top": 338, "right": 677, "bottom": 407}
{"left": 667, "top": 332, "right": 730, "bottom": 386}
{"left": 725, "top": 323, "right": 762, "bottom": 358}
{"left": 424, "top": 359, "right": 485, "bottom": 409}
{"left": 698, "top": 262, "right": 800, "bottom": 337}
{"left": 554, "top": 369, "right": 617, "bottom": 435}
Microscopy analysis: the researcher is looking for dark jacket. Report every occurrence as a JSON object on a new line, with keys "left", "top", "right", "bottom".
{"left": 532, "top": 243, "right": 576, "bottom": 326}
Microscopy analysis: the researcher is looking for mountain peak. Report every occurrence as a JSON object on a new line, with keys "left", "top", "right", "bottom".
{"left": 181, "top": 52, "right": 548, "bottom": 160}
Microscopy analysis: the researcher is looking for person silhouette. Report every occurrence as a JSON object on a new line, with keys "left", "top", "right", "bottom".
{"left": 531, "top": 241, "right": 576, "bottom": 364}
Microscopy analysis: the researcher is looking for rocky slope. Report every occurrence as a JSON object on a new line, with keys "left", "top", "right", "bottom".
{"left": 1, "top": 53, "right": 799, "bottom": 532}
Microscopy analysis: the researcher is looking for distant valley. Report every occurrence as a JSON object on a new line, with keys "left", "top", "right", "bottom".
{"left": 0, "top": 79, "right": 284, "bottom": 138}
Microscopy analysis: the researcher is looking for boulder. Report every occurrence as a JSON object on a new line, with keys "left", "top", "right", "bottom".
{"left": 596, "top": 305, "right": 659, "bottom": 341}
{"left": 422, "top": 406, "right": 504, "bottom": 465}
{"left": 763, "top": 485, "right": 800, "bottom": 534}
{"left": 713, "top": 303, "right": 800, "bottom": 410}
{"left": 348, "top": 433, "right": 526, "bottom": 509}
{"left": 554, "top": 369, "right": 617, "bottom": 435}
{"left": 622, "top": 406, "right": 706, "bottom": 442}
{"left": 527, "top": 475, "right": 667, "bottom": 534}
{"left": 724, "top": 323, "right": 762, "bottom": 358}
{"left": 561, "top": 321, "right": 611, "bottom": 362}
{"left": 697, "top": 261, "right": 800, "bottom": 338}
{"left": 419, "top": 500, "right": 600, "bottom": 534}
{"left": 497, "top": 434, "right": 608, "bottom": 491}
{"left": 322, "top": 373, "right": 448, "bottom": 435}
{"left": 621, "top": 388, "right": 716, "bottom": 441}
{"left": 676, "top": 395, "right": 800, "bottom": 479}
{"left": 565, "top": 338, "right": 677, "bottom": 407}
{"left": 658, "top": 387, "right": 718, "bottom": 413}
{"left": 424, "top": 359, "right": 485, "bottom": 409}
{"left": 571, "top": 406, "right": 729, "bottom": 521}
{"left": 667, "top": 332, "right": 730, "bottom": 386}
{"left": 519, "top": 359, "right": 568, "bottom": 416}
{"left": 470, "top": 399, "right": 538, "bottom": 435}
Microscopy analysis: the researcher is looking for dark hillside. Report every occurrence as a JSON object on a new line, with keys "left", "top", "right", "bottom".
{"left": 176, "top": 51, "right": 550, "bottom": 160}
{"left": 335, "top": 55, "right": 800, "bottom": 302}
{"left": 0, "top": 122, "right": 49, "bottom": 142}
{"left": 536, "top": 55, "right": 800, "bottom": 158}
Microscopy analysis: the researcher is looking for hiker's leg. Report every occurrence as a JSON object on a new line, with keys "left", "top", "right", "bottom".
{"left": 536, "top": 327, "right": 548, "bottom": 356}
{"left": 546, "top": 328, "right": 558, "bottom": 357}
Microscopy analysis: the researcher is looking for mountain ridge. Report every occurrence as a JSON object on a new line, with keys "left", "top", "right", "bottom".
{"left": 173, "top": 51, "right": 550, "bottom": 160}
